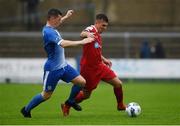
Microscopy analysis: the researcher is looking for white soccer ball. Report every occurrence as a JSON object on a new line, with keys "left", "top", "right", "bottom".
{"left": 126, "top": 102, "right": 141, "bottom": 117}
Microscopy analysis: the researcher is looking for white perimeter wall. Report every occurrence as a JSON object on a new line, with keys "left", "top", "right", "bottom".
{"left": 0, "top": 58, "right": 180, "bottom": 84}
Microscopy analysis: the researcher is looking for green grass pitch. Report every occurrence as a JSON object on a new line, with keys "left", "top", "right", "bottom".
{"left": 0, "top": 81, "right": 180, "bottom": 125}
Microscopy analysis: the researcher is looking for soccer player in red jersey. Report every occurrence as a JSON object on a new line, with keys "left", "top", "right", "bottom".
{"left": 61, "top": 14, "right": 126, "bottom": 116}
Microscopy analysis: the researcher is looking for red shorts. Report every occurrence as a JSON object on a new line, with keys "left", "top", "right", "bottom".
{"left": 80, "top": 63, "right": 116, "bottom": 91}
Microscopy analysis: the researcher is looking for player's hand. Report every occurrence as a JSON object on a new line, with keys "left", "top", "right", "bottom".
{"left": 103, "top": 59, "right": 112, "bottom": 68}
{"left": 60, "top": 10, "right": 74, "bottom": 24}
{"left": 82, "top": 37, "right": 94, "bottom": 44}
{"left": 65, "top": 10, "right": 74, "bottom": 18}
{"left": 87, "top": 32, "right": 95, "bottom": 38}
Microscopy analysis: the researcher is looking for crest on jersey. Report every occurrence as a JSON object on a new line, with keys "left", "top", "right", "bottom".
{"left": 47, "top": 86, "right": 52, "bottom": 90}
{"left": 94, "top": 42, "right": 100, "bottom": 48}
{"left": 94, "top": 42, "right": 101, "bottom": 48}
{"left": 56, "top": 37, "right": 60, "bottom": 42}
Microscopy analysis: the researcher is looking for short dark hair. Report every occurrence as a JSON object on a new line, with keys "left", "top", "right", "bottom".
{"left": 96, "top": 14, "right": 109, "bottom": 23}
{"left": 47, "top": 8, "right": 62, "bottom": 19}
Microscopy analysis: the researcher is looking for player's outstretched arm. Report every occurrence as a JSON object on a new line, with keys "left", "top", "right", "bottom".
{"left": 60, "top": 37, "right": 94, "bottom": 48}
{"left": 60, "top": 10, "right": 74, "bottom": 24}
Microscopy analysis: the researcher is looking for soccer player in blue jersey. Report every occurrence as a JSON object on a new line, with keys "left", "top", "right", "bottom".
{"left": 20, "top": 8, "right": 94, "bottom": 118}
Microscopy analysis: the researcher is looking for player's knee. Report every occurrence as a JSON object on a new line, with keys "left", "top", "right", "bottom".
{"left": 79, "top": 78, "right": 86, "bottom": 87}
{"left": 114, "top": 81, "right": 123, "bottom": 88}
{"left": 43, "top": 94, "right": 52, "bottom": 100}
{"left": 41, "top": 91, "right": 52, "bottom": 100}
{"left": 72, "top": 76, "right": 86, "bottom": 87}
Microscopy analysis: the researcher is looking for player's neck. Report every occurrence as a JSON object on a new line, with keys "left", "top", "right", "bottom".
{"left": 46, "top": 22, "right": 54, "bottom": 28}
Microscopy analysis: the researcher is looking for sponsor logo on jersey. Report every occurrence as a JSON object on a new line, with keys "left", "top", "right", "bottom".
{"left": 94, "top": 42, "right": 101, "bottom": 48}
{"left": 94, "top": 42, "right": 99, "bottom": 48}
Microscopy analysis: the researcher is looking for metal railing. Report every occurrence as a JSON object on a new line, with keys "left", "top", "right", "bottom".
{"left": 0, "top": 32, "right": 180, "bottom": 58}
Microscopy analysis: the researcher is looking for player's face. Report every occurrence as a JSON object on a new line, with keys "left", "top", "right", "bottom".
{"left": 96, "top": 20, "right": 108, "bottom": 33}
{"left": 50, "top": 15, "right": 62, "bottom": 27}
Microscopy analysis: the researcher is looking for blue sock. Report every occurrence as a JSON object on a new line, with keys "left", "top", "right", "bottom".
{"left": 67, "top": 85, "right": 82, "bottom": 103}
{"left": 25, "top": 93, "right": 45, "bottom": 112}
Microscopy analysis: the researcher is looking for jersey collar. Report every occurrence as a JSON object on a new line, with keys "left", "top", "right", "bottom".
{"left": 46, "top": 23, "right": 55, "bottom": 29}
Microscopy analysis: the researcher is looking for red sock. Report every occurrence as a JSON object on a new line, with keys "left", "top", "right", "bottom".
{"left": 113, "top": 87, "right": 124, "bottom": 104}
{"left": 75, "top": 91, "right": 84, "bottom": 103}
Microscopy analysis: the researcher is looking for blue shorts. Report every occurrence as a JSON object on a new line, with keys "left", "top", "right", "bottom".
{"left": 43, "top": 64, "right": 79, "bottom": 92}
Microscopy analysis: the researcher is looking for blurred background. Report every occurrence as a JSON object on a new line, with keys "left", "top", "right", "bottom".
{"left": 0, "top": 0, "right": 180, "bottom": 83}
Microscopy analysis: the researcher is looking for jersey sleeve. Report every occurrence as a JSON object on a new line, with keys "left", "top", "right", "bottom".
{"left": 84, "top": 26, "right": 94, "bottom": 32}
{"left": 44, "top": 29, "right": 63, "bottom": 45}
{"left": 48, "top": 32, "right": 62, "bottom": 44}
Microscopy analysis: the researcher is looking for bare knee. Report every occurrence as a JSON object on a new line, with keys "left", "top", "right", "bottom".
{"left": 72, "top": 75, "right": 86, "bottom": 87}
{"left": 79, "top": 77, "right": 86, "bottom": 87}
{"left": 112, "top": 79, "right": 123, "bottom": 88}
{"left": 41, "top": 91, "right": 52, "bottom": 100}
{"left": 114, "top": 81, "right": 123, "bottom": 88}
{"left": 106, "top": 77, "right": 123, "bottom": 88}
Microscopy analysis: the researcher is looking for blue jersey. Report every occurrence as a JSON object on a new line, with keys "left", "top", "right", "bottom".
{"left": 42, "top": 26, "right": 67, "bottom": 71}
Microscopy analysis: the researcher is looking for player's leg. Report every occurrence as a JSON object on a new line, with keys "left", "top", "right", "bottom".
{"left": 61, "top": 85, "right": 94, "bottom": 116}
{"left": 61, "top": 75, "right": 85, "bottom": 116}
{"left": 74, "top": 66, "right": 100, "bottom": 103}
{"left": 61, "top": 82, "right": 92, "bottom": 114}
{"left": 75, "top": 88, "right": 92, "bottom": 103}
{"left": 21, "top": 91, "right": 52, "bottom": 118}
{"left": 73, "top": 67, "right": 100, "bottom": 104}
{"left": 64, "top": 75, "right": 85, "bottom": 110}
{"left": 21, "top": 70, "right": 60, "bottom": 118}
{"left": 101, "top": 65, "right": 126, "bottom": 111}
{"left": 60, "top": 65, "right": 85, "bottom": 116}
{"left": 105, "top": 77, "right": 126, "bottom": 110}
{"left": 61, "top": 65, "right": 99, "bottom": 116}
{"left": 66, "top": 75, "right": 86, "bottom": 104}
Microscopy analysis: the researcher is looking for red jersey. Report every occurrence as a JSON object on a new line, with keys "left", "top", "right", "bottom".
{"left": 80, "top": 25, "right": 103, "bottom": 68}
{"left": 80, "top": 25, "right": 117, "bottom": 91}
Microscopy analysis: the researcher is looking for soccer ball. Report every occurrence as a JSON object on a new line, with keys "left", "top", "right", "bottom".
{"left": 126, "top": 102, "right": 141, "bottom": 117}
